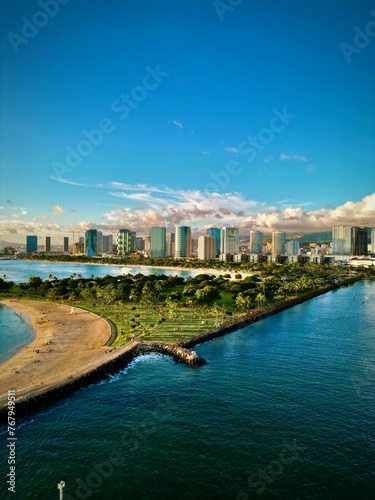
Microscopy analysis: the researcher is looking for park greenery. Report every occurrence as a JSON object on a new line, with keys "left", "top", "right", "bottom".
{"left": 1, "top": 262, "right": 374, "bottom": 345}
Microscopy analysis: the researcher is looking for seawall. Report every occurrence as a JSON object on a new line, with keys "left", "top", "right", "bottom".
{"left": 179, "top": 282, "right": 352, "bottom": 349}
{"left": 0, "top": 341, "right": 205, "bottom": 419}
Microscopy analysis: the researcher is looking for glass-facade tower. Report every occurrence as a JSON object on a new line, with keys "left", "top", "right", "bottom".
{"left": 150, "top": 227, "right": 167, "bottom": 258}
{"left": 174, "top": 226, "right": 191, "bottom": 258}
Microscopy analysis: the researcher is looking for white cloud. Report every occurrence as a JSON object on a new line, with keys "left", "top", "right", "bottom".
{"left": 52, "top": 205, "right": 64, "bottom": 215}
{"left": 239, "top": 193, "right": 375, "bottom": 232}
{"left": 51, "top": 177, "right": 93, "bottom": 187}
{"left": 225, "top": 147, "right": 239, "bottom": 154}
{"left": 1, "top": 178, "right": 374, "bottom": 240}
{"left": 280, "top": 153, "right": 308, "bottom": 162}
{"left": 169, "top": 120, "right": 183, "bottom": 129}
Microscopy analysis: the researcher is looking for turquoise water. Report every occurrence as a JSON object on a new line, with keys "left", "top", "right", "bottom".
{"left": 0, "top": 280, "right": 374, "bottom": 499}
{"left": 0, "top": 260, "right": 201, "bottom": 283}
{"left": 0, "top": 305, "right": 35, "bottom": 364}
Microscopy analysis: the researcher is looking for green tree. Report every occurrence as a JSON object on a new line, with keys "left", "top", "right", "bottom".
{"left": 195, "top": 285, "right": 221, "bottom": 304}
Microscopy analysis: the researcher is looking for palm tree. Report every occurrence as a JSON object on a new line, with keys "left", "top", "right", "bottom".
{"left": 235, "top": 293, "right": 247, "bottom": 311}
{"left": 255, "top": 292, "right": 267, "bottom": 307}
{"left": 129, "top": 288, "right": 140, "bottom": 304}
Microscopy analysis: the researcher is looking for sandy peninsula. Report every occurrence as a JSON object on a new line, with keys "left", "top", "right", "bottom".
{"left": 0, "top": 300, "right": 131, "bottom": 408}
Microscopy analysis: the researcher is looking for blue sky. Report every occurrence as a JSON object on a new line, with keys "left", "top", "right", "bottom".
{"left": 1, "top": 0, "right": 374, "bottom": 243}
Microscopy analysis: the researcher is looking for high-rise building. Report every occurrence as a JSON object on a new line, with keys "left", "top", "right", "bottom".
{"left": 285, "top": 240, "right": 300, "bottom": 255}
{"left": 249, "top": 231, "right": 262, "bottom": 254}
{"left": 136, "top": 237, "right": 145, "bottom": 252}
{"left": 45, "top": 236, "right": 51, "bottom": 252}
{"left": 150, "top": 227, "right": 167, "bottom": 258}
{"left": 332, "top": 226, "right": 353, "bottom": 255}
{"left": 272, "top": 232, "right": 286, "bottom": 256}
{"left": 371, "top": 228, "right": 375, "bottom": 255}
{"left": 221, "top": 227, "right": 239, "bottom": 255}
{"left": 174, "top": 226, "right": 191, "bottom": 258}
{"left": 353, "top": 227, "right": 368, "bottom": 256}
{"left": 96, "top": 231, "right": 103, "bottom": 255}
{"left": 63, "top": 237, "right": 69, "bottom": 253}
{"left": 85, "top": 229, "right": 97, "bottom": 256}
{"left": 144, "top": 236, "right": 151, "bottom": 255}
{"left": 198, "top": 236, "right": 217, "bottom": 260}
{"left": 206, "top": 228, "right": 221, "bottom": 256}
{"left": 26, "top": 235, "right": 38, "bottom": 254}
{"left": 102, "top": 235, "right": 113, "bottom": 254}
{"left": 167, "top": 232, "right": 175, "bottom": 257}
{"left": 117, "top": 229, "right": 136, "bottom": 255}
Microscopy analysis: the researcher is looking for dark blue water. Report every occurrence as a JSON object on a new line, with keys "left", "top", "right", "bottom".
{"left": 0, "top": 305, "right": 35, "bottom": 364}
{"left": 0, "top": 260, "right": 201, "bottom": 283}
{"left": 1, "top": 281, "right": 374, "bottom": 499}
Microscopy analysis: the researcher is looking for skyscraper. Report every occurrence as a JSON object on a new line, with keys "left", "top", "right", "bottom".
{"left": 150, "top": 227, "right": 167, "bottom": 258}
{"left": 206, "top": 228, "right": 221, "bottom": 256}
{"left": 221, "top": 227, "right": 239, "bottom": 255}
{"left": 166, "top": 232, "right": 175, "bottom": 257}
{"left": 272, "top": 232, "right": 286, "bottom": 256}
{"left": 117, "top": 229, "right": 136, "bottom": 255}
{"left": 144, "top": 236, "right": 151, "bottom": 255}
{"left": 85, "top": 229, "right": 97, "bottom": 256}
{"left": 249, "top": 231, "right": 262, "bottom": 254}
{"left": 353, "top": 227, "right": 368, "bottom": 256}
{"left": 136, "top": 237, "right": 145, "bottom": 252}
{"left": 63, "top": 237, "right": 69, "bottom": 253}
{"left": 26, "top": 235, "right": 38, "bottom": 254}
{"left": 102, "top": 235, "right": 113, "bottom": 254}
{"left": 174, "top": 226, "right": 191, "bottom": 258}
{"left": 332, "top": 226, "right": 353, "bottom": 255}
{"left": 371, "top": 228, "right": 375, "bottom": 255}
{"left": 45, "top": 236, "right": 51, "bottom": 252}
{"left": 198, "top": 236, "right": 217, "bottom": 260}
{"left": 285, "top": 240, "right": 300, "bottom": 255}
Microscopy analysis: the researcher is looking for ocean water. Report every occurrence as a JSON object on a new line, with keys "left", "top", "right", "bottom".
{"left": 1, "top": 280, "right": 374, "bottom": 499}
{"left": 0, "top": 305, "right": 35, "bottom": 364}
{"left": 0, "top": 260, "right": 201, "bottom": 283}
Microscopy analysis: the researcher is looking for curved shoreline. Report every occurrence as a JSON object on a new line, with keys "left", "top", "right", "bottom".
{"left": 15, "top": 258, "right": 242, "bottom": 280}
{"left": 0, "top": 300, "right": 115, "bottom": 413}
{"left": 0, "top": 280, "right": 358, "bottom": 419}
{"left": 0, "top": 305, "right": 36, "bottom": 364}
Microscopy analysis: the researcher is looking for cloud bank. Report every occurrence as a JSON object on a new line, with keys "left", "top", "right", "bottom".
{"left": 1, "top": 182, "right": 374, "bottom": 240}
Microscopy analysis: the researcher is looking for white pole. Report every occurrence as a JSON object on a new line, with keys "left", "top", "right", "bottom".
{"left": 58, "top": 481, "right": 65, "bottom": 499}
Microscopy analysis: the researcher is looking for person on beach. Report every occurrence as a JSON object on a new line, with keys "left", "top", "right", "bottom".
{"left": 70, "top": 307, "right": 75, "bottom": 314}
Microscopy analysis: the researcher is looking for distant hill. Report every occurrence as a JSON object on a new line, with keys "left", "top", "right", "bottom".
{"left": 297, "top": 232, "right": 332, "bottom": 243}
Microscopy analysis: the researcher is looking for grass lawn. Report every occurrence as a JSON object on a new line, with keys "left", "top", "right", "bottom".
{"left": 64, "top": 299, "right": 244, "bottom": 344}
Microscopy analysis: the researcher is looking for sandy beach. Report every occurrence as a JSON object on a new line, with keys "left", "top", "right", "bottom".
{"left": 21, "top": 258, "right": 251, "bottom": 280}
{"left": 0, "top": 300, "right": 129, "bottom": 408}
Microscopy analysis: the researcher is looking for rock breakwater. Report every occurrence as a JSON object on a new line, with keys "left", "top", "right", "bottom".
{"left": 136, "top": 342, "right": 206, "bottom": 366}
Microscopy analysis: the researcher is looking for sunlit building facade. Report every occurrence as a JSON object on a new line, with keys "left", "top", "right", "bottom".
{"left": 174, "top": 226, "right": 191, "bottom": 258}
{"left": 150, "top": 227, "right": 167, "bottom": 258}
{"left": 271, "top": 232, "right": 286, "bottom": 256}
{"left": 249, "top": 231, "right": 262, "bottom": 254}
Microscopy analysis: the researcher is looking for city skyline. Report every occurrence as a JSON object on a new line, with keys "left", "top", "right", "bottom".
{"left": 1, "top": 1, "right": 375, "bottom": 243}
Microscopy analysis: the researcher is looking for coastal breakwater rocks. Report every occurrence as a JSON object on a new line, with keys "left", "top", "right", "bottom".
{"left": 0, "top": 342, "right": 205, "bottom": 418}
{"left": 136, "top": 342, "right": 206, "bottom": 366}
